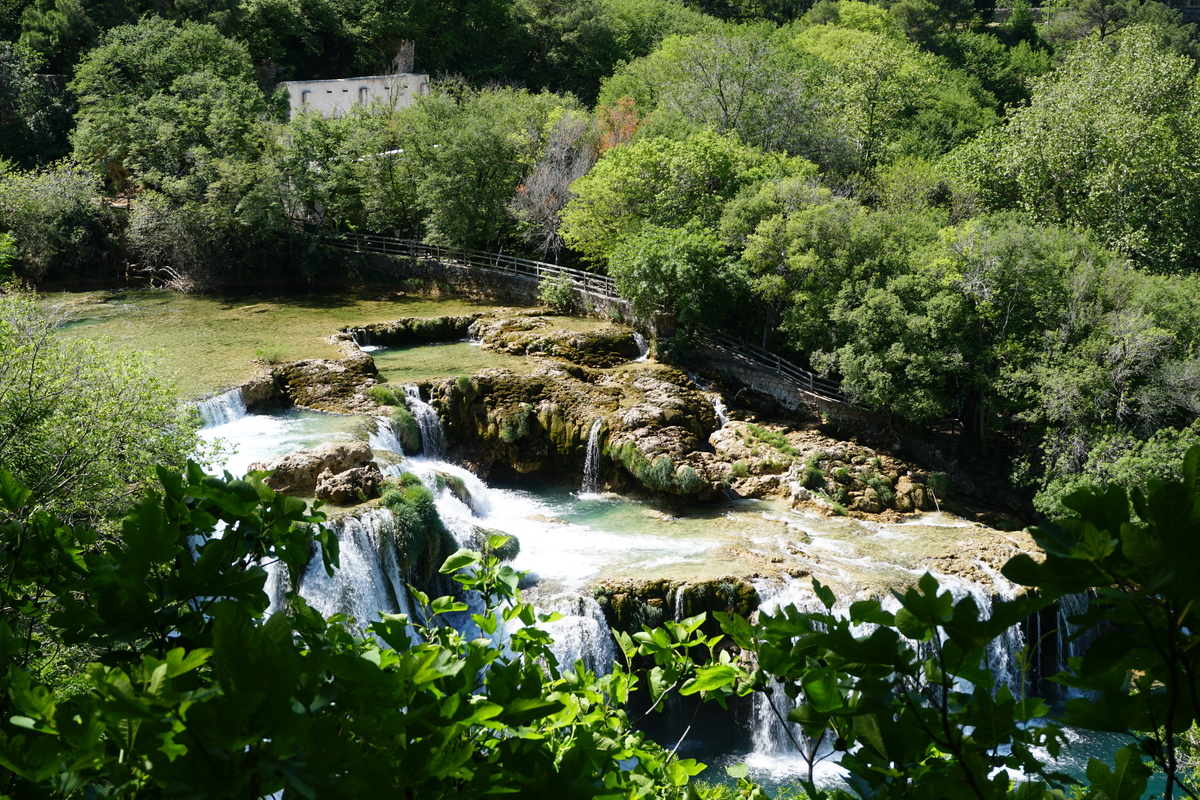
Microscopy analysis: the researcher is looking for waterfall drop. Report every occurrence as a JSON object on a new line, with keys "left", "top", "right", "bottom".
{"left": 194, "top": 388, "right": 248, "bottom": 428}
{"left": 404, "top": 384, "right": 446, "bottom": 459}
{"left": 370, "top": 417, "right": 406, "bottom": 455}
{"left": 633, "top": 332, "right": 650, "bottom": 362}
{"left": 581, "top": 419, "right": 603, "bottom": 495}
{"left": 712, "top": 395, "right": 729, "bottom": 428}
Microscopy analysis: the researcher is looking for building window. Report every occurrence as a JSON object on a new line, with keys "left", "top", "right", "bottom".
{"left": 300, "top": 90, "right": 310, "bottom": 105}
{"left": 358, "top": 87, "right": 368, "bottom": 103}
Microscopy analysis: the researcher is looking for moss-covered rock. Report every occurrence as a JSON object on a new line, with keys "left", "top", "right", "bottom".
{"left": 274, "top": 352, "right": 379, "bottom": 413}
{"left": 592, "top": 576, "right": 759, "bottom": 638}
{"left": 472, "top": 314, "right": 641, "bottom": 368}
{"left": 424, "top": 361, "right": 726, "bottom": 499}
{"left": 347, "top": 315, "right": 483, "bottom": 347}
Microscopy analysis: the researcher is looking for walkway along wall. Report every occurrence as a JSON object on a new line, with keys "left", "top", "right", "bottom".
{"left": 332, "top": 233, "right": 880, "bottom": 425}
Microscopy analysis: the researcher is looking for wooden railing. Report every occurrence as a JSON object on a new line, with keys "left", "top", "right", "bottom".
{"left": 698, "top": 331, "right": 851, "bottom": 405}
{"left": 335, "top": 233, "right": 622, "bottom": 302}
{"left": 335, "top": 232, "right": 851, "bottom": 406}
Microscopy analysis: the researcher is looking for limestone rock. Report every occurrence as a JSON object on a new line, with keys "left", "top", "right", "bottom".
{"left": 274, "top": 352, "right": 379, "bottom": 413}
{"left": 593, "top": 576, "right": 759, "bottom": 638}
{"left": 248, "top": 441, "right": 375, "bottom": 497}
{"left": 241, "top": 371, "right": 289, "bottom": 412}
{"left": 473, "top": 313, "right": 642, "bottom": 367}
{"left": 315, "top": 464, "right": 384, "bottom": 504}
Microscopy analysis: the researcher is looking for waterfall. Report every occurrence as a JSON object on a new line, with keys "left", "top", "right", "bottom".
{"left": 350, "top": 328, "right": 383, "bottom": 353}
{"left": 581, "top": 419, "right": 603, "bottom": 495}
{"left": 633, "top": 332, "right": 650, "bottom": 362}
{"left": 404, "top": 384, "right": 446, "bottom": 459}
{"left": 295, "top": 508, "right": 419, "bottom": 641}
{"left": 1056, "top": 592, "right": 1094, "bottom": 671}
{"left": 712, "top": 395, "right": 729, "bottom": 428}
{"left": 194, "top": 388, "right": 248, "bottom": 428}
{"left": 746, "top": 571, "right": 1031, "bottom": 766}
{"left": 539, "top": 593, "right": 618, "bottom": 676}
{"left": 370, "top": 416, "right": 406, "bottom": 455}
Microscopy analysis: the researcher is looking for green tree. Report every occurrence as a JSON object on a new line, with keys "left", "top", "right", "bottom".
{"left": 69, "top": 17, "right": 267, "bottom": 197}
{"left": 0, "top": 289, "right": 198, "bottom": 522}
{"left": 0, "top": 162, "right": 116, "bottom": 282}
{"left": 951, "top": 26, "right": 1200, "bottom": 272}
{"left": 393, "top": 84, "right": 579, "bottom": 251}
{"left": 561, "top": 129, "right": 814, "bottom": 265}
{"left": 608, "top": 222, "right": 736, "bottom": 336}
{"left": 0, "top": 43, "right": 73, "bottom": 167}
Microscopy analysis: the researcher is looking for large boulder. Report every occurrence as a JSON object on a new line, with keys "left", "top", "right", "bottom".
{"left": 248, "top": 441, "right": 375, "bottom": 497}
{"left": 315, "top": 464, "right": 384, "bottom": 504}
{"left": 273, "top": 352, "right": 379, "bottom": 413}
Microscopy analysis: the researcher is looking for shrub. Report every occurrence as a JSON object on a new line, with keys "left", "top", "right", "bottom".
{"left": 367, "top": 385, "right": 401, "bottom": 406}
{"left": 254, "top": 343, "right": 286, "bottom": 365}
{"left": 391, "top": 407, "right": 421, "bottom": 453}
{"left": 729, "top": 461, "right": 749, "bottom": 479}
{"left": 539, "top": 272, "right": 575, "bottom": 312}
{"left": 747, "top": 423, "right": 802, "bottom": 458}
{"left": 801, "top": 455, "right": 824, "bottom": 490}
{"left": 867, "top": 475, "right": 894, "bottom": 505}
{"left": 675, "top": 465, "right": 703, "bottom": 494}
{"left": 927, "top": 472, "right": 952, "bottom": 498}
{"left": 645, "top": 455, "right": 676, "bottom": 492}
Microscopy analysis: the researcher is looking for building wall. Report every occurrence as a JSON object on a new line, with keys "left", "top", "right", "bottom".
{"left": 281, "top": 74, "right": 429, "bottom": 119}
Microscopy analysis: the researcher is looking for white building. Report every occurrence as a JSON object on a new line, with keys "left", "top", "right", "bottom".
{"left": 280, "top": 73, "right": 430, "bottom": 119}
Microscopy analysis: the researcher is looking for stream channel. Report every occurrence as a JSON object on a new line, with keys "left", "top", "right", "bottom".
{"left": 52, "top": 290, "right": 1153, "bottom": 794}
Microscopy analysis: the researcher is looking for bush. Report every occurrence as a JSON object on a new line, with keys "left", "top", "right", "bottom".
{"left": 801, "top": 455, "right": 824, "bottom": 490}
{"left": 367, "top": 385, "right": 401, "bottom": 406}
{"left": 0, "top": 164, "right": 116, "bottom": 282}
{"left": 729, "top": 461, "right": 749, "bottom": 478}
{"left": 675, "top": 465, "right": 703, "bottom": 494}
{"left": 867, "top": 475, "right": 894, "bottom": 505}
{"left": 0, "top": 289, "right": 197, "bottom": 522}
{"left": 391, "top": 407, "right": 422, "bottom": 453}
{"left": 927, "top": 472, "right": 952, "bottom": 498}
{"left": 538, "top": 272, "right": 576, "bottom": 312}
{"left": 254, "top": 343, "right": 286, "bottom": 364}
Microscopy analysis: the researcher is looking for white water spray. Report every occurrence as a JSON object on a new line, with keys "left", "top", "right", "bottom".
{"left": 633, "top": 332, "right": 650, "bottom": 362}
{"left": 194, "top": 387, "right": 248, "bottom": 428}
{"left": 712, "top": 395, "right": 729, "bottom": 428}
{"left": 404, "top": 384, "right": 446, "bottom": 459}
{"left": 370, "top": 417, "right": 406, "bottom": 455}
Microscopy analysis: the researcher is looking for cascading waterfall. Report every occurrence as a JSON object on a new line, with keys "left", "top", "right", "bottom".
{"left": 746, "top": 570, "right": 1031, "bottom": 766}
{"left": 539, "top": 593, "right": 619, "bottom": 676}
{"left": 581, "top": 419, "right": 603, "bottom": 495}
{"left": 404, "top": 384, "right": 446, "bottom": 459}
{"left": 369, "top": 416, "right": 406, "bottom": 455}
{"left": 712, "top": 395, "right": 729, "bottom": 429}
{"left": 271, "top": 508, "right": 422, "bottom": 645}
{"left": 194, "top": 387, "right": 248, "bottom": 428}
{"left": 634, "top": 332, "right": 650, "bottom": 362}
{"left": 1056, "top": 592, "right": 1094, "bottom": 672}
{"left": 350, "top": 328, "right": 384, "bottom": 353}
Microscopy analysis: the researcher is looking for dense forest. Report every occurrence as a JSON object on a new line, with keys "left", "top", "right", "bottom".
{"left": 4, "top": 0, "right": 1200, "bottom": 794}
